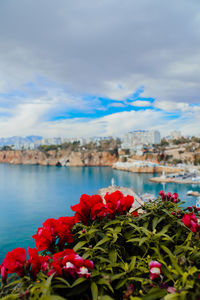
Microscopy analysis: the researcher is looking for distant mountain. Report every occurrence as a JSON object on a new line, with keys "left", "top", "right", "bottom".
{"left": 0, "top": 136, "right": 43, "bottom": 146}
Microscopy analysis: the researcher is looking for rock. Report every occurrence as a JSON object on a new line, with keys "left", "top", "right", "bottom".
{"left": 0, "top": 150, "right": 118, "bottom": 167}
{"left": 98, "top": 185, "right": 144, "bottom": 210}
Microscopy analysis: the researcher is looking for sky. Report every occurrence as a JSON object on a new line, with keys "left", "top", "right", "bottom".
{"left": 0, "top": 0, "right": 200, "bottom": 138}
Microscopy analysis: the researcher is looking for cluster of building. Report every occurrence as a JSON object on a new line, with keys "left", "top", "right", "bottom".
{"left": 0, "top": 129, "right": 186, "bottom": 151}
{"left": 2, "top": 136, "right": 114, "bottom": 150}
{"left": 121, "top": 130, "right": 161, "bottom": 154}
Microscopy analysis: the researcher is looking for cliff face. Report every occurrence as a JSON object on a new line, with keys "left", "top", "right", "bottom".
{"left": 0, "top": 150, "right": 118, "bottom": 166}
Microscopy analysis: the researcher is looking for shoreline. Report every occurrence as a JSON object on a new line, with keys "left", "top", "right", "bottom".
{"left": 150, "top": 176, "right": 200, "bottom": 185}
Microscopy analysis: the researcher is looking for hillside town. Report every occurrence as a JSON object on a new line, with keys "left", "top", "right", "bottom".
{"left": 0, "top": 130, "right": 200, "bottom": 172}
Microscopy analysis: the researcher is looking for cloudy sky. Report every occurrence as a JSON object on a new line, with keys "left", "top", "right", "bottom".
{"left": 0, "top": 0, "right": 200, "bottom": 138}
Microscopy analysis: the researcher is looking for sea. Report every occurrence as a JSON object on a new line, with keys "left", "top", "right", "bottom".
{"left": 0, "top": 164, "right": 199, "bottom": 261}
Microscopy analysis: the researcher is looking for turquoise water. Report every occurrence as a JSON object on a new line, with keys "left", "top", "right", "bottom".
{"left": 0, "top": 164, "right": 199, "bottom": 261}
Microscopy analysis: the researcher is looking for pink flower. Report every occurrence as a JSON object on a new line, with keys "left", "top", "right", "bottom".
{"left": 63, "top": 262, "right": 77, "bottom": 277}
{"left": 149, "top": 261, "right": 161, "bottom": 280}
{"left": 48, "top": 250, "right": 94, "bottom": 279}
{"left": 77, "top": 266, "right": 91, "bottom": 278}
{"left": 187, "top": 207, "right": 193, "bottom": 211}
{"left": 182, "top": 213, "right": 200, "bottom": 233}
{"left": 167, "top": 286, "right": 176, "bottom": 294}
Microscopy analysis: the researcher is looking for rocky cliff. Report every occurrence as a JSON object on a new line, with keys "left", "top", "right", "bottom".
{"left": 0, "top": 150, "right": 118, "bottom": 166}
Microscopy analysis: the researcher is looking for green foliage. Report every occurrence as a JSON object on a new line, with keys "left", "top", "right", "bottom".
{"left": 39, "top": 145, "right": 60, "bottom": 152}
{"left": 171, "top": 159, "right": 183, "bottom": 165}
{"left": 1, "top": 199, "right": 200, "bottom": 299}
{"left": 159, "top": 139, "right": 169, "bottom": 147}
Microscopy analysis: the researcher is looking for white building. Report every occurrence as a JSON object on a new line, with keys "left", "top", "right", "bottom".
{"left": 121, "top": 130, "right": 161, "bottom": 150}
{"left": 41, "top": 138, "right": 62, "bottom": 145}
{"left": 170, "top": 130, "right": 182, "bottom": 139}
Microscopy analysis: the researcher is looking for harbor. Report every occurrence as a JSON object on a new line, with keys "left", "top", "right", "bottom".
{"left": 150, "top": 170, "right": 200, "bottom": 184}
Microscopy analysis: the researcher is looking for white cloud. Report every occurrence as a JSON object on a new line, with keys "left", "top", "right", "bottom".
{"left": 154, "top": 100, "right": 200, "bottom": 113}
{"left": 0, "top": 0, "right": 199, "bottom": 104}
{"left": 0, "top": 102, "right": 199, "bottom": 138}
{"left": 130, "top": 100, "right": 152, "bottom": 107}
{"left": 0, "top": 0, "right": 199, "bottom": 137}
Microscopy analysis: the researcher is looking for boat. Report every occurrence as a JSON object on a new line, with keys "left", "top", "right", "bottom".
{"left": 187, "top": 191, "right": 200, "bottom": 197}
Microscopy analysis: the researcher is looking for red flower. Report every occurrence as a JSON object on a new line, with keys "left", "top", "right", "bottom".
{"left": 71, "top": 194, "right": 103, "bottom": 225}
{"left": 118, "top": 195, "right": 134, "bottom": 214}
{"left": 53, "top": 249, "right": 76, "bottom": 263}
{"left": 158, "top": 191, "right": 180, "bottom": 203}
{"left": 149, "top": 261, "right": 161, "bottom": 280}
{"left": 0, "top": 264, "right": 7, "bottom": 284}
{"left": 48, "top": 249, "right": 94, "bottom": 279}
{"left": 28, "top": 248, "right": 50, "bottom": 278}
{"left": 48, "top": 249, "right": 76, "bottom": 277}
{"left": 187, "top": 207, "right": 193, "bottom": 212}
{"left": 72, "top": 191, "right": 134, "bottom": 225}
{"left": 182, "top": 213, "right": 200, "bottom": 233}
{"left": 91, "top": 202, "right": 108, "bottom": 220}
{"left": 0, "top": 248, "right": 26, "bottom": 283}
{"left": 33, "top": 217, "right": 74, "bottom": 251}
{"left": 58, "top": 216, "right": 75, "bottom": 229}
{"left": 63, "top": 261, "right": 77, "bottom": 277}
{"left": 32, "top": 227, "right": 53, "bottom": 251}
{"left": 84, "top": 259, "right": 94, "bottom": 270}
{"left": 158, "top": 190, "right": 165, "bottom": 200}
{"left": 105, "top": 190, "right": 123, "bottom": 213}
{"left": 131, "top": 211, "right": 139, "bottom": 217}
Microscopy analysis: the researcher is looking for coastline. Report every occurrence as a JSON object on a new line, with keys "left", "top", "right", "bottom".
{"left": 0, "top": 149, "right": 117, "bottom": 167}
{"left": 150, "top": 176, "right": 200, "bottom": 184}
{"left": 113, "top": 161, "right": 182, "bottom": 174}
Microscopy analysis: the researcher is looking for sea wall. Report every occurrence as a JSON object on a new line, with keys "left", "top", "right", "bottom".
{"left": 0, "top": 150, "right": 118, "bottom": 166}
{"left": 113, "top": 161, "right": 182, "bottom": 173}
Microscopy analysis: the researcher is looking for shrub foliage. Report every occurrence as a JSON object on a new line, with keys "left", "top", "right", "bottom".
{"left": 1, "top": 190, "right": 200, "bottom": 299}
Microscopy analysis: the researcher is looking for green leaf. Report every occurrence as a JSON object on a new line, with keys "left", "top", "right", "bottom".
{"left": 100, "top": 296, "right": 115, "bottom": 300}
{"left": 73, "top": 240, "right": 88, "bottom": 252}
{"left": 71, "top": 276, "right": 87, "bottom": 287}
{"left": 111, "top": 272, "right": 126, "bottom": 281}
{"left": 127, "top": 238, "right": 141, "bottom": 243}
{"left": 158, "top": 224, "right": 171, "bottom": 235}
{"left": 152, "top": 216, "right": 159, "bottom": 230}
{"left": 41, "top": 273, "right": 54, "bottom": 296}
{"left": 109, "top": 249, "right": 117, "bottom": 263}
{"left": 40, "top": 296, "right": 66, "bottom": 300}
{"left": 129, "top": 256, "right": 136, "bottom": 272}
{"left": 97, "top": 278, "right": 114, "bottom": 293}
{"left": 116, "top": 278, "right": 127, "bottom": 289}
{"left": 139, "top": 236, "right": 148, "bottom": 246}
{"left": 91, "top": 282, "right": 98, "bottom": 300}
{"left": 161, "top": 245, "right": 183, "bottom": 275}
{"left": 164, "top": 293, "right": 182, "bottom": 300}
{"left": 0, "top": 296, "right": 19, "bottom": 300}
{"left": 103, "top": 219, "right": 121, "bottom": 229}
{"left": 94, "top": 237, "right": 110, "bottom": 248}
{"left": 143, "top": 287, "right": 167, "bottom": 300}
{"left": 53, "top": 277, "right": 70, "bottom": 287}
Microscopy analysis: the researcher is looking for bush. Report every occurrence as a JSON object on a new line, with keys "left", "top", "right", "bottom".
{"left": 1, "top": 191, "right": 200, "bottom": 299}
{"left": 171, "top": 159, "right": 183, "bottom": 165}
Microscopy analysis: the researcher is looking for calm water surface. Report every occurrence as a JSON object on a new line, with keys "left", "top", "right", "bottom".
{"left": 0, "top": 164, "right": 199, "bottom": 261}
